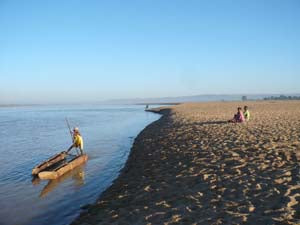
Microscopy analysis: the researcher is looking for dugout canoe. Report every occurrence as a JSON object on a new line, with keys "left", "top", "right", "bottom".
{"left": 32, "top": 151, "right": 67, "bottom": 175}
{"left": 38, "top": 154, "right": 88, "bottom": 180}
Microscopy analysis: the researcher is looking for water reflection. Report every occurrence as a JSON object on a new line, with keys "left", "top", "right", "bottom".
{"left": 32, "top": 165, "right": 86, "bottom": 198}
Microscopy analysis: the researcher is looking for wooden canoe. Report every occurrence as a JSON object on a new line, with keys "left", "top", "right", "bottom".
{"left": 32, "top": 151, "right": 67, "bottom": 175}
{"left": 38, "top": 154, "right": 88, "bottom": 180}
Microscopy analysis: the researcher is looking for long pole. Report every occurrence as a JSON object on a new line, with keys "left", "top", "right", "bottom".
{"left": 65, "top": 118, "right": 73, "bottom": 141}
{"left": 65, "top": 118, "right": 79, "bottom": 155}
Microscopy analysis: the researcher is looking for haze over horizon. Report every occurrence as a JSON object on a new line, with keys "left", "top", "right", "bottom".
{"left": 1, "top": 0, "right": 299, "bottom": 104}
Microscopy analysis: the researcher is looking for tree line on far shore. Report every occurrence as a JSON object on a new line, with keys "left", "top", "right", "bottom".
{"left": 240, "top": 95, "right": 300, "bottom": 101}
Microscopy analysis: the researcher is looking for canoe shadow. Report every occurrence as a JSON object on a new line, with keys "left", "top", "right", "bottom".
{"left": 32, "top": 164, "right": 86, "bottom": 198}
{"left": 192, "top": 120, "right": 228, "bottom": 126}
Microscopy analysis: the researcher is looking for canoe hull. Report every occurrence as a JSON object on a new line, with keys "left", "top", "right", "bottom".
{"left": 38, "top": 154, "right": 88, "bottom": 180}
{"left": 32, "top": 151, "right": 67, "bottom": 175}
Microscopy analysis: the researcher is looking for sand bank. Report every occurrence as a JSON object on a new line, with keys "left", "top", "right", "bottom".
{"left": 72, "top": 101, "right": 300, "bottom": 224}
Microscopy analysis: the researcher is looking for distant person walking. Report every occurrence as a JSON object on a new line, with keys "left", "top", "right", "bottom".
{"left": 228, "top": 107, "right": 245, "bottom": 123}
{"left": 67, "top": 127, "right": 84, "bottom": 155}
{"left": 243, "top": 106, "right": 250, "bottom": 121}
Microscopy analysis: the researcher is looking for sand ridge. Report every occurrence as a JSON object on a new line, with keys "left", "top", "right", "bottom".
{"left": 72, "top": 101, "right": 300, "bottom": 225}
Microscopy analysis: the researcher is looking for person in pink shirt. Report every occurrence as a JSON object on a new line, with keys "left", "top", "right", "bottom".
{"left": 228, "top": 107, "right": 245, "bottom": 123}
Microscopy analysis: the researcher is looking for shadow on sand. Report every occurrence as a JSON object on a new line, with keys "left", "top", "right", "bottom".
{"left": 192, "top": 120, "right": 228, "bottom": 126}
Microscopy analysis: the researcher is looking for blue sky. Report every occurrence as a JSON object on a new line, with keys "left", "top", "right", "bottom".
{"left": 0, "top": 0, "right": 299, "bottom": 103}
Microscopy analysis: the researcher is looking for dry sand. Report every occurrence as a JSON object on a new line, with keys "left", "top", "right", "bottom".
{"left": 72, "top": 101, "right": 300, "bottom": 225}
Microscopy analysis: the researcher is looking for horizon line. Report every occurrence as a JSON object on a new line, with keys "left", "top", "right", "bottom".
{"left": 1, "top": 93, "right": 300, "bottom": 106}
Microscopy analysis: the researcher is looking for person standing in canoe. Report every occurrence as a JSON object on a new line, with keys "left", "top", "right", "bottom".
{"left": 67, "top": 127, "right": 84, "bottom": 155}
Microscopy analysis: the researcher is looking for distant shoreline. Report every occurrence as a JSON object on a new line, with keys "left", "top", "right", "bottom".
{"left": 135, "top": 102, "right": 181, "bottom": 105}
{"left": 0, "top": 103, "right": 180, "bottom": 108}
{"left": 0, "top": 104, "right": 41, "bottom": 108}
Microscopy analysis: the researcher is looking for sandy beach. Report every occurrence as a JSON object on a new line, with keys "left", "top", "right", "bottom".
{"left": 72, "top": 101, "right": 300, "bottom": 224}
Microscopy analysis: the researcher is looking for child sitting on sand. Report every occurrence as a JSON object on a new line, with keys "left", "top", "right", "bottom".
{"left": 243, "top": 106, "right": 250, "bottom": 121}
{"left": 228, "top": 107, "right": 245, "bottom": 123}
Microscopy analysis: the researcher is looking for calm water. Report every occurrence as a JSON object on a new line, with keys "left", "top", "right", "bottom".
{"left": 0, "top": 105, "right": 160, "bottom": 225}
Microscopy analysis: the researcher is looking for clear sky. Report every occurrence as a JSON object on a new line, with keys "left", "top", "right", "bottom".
{"left": 0, "top": 0, "right": 299, "bottom": 103}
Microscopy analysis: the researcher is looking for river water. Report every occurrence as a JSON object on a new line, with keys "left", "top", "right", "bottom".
{"left": 0, "top": 104, "right": 160, "bottom": 225}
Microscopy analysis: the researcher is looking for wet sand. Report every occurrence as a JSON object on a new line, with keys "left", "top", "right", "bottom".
{"left": 72, "top": 101, "right": 300, "bottom": 224}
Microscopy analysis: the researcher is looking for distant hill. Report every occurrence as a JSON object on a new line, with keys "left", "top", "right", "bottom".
{"left": 2, "top": 94, "right": 300, "bottom": 106}
{"left": 105, "top": 94, "right": 300, "bottom": 104}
